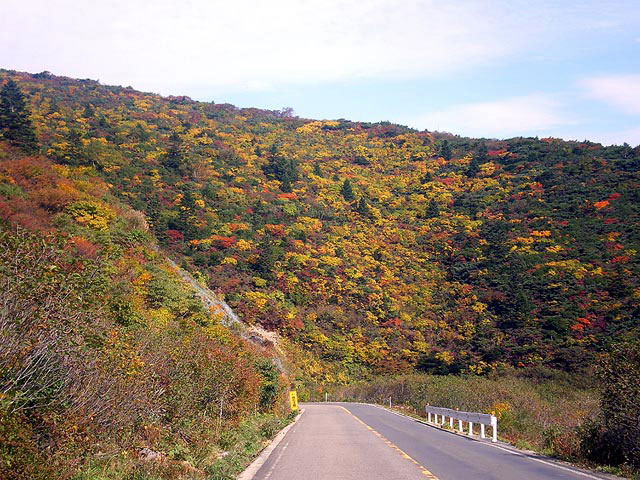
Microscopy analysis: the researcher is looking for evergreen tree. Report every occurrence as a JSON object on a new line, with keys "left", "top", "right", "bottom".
{"left": 163, "top": 131, "right": 182, "bottom": 170}
{"left": 261, "top": 145, "right": 299, "bottom": 191}
{"left": 65, "top": 128, "right": 87, "bottom": 165}
{"left": 425, "top": 199, "right": 439, "bottom": 218}
{"left": 466, "top": 156, "right": 480, "bottom": 177}
{"left": 0, "top": 79, "right": 38, "bottom": 153}
{"left": 340, "top": 178, "right": 355, "bottom": 202}
{"left": 356, "top": 197, "right": 372, "bottom": 217}
{"left": 313, "top": 160, "right": 323, "bottom": 177}
{"left": 440, "top": 139, "right": 452, "bottom": 160}
{"left": 466, "top": 143, "right": 487, "bottom": 177}
{"left": 83, "top": 103, "right": 95, "bottom": 118}
{"left": 421, "top": 172, "right": 433, "bottom": 184}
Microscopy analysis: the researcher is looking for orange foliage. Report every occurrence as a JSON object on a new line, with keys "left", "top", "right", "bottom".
{"left": 264, "top": 224, "right": 286, "bottom": 237}
{"left": 70, "top": 235, "right": 99, "bottom": 259}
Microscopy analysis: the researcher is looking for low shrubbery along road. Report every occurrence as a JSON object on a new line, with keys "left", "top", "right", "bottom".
{"left": 250, "top": 403, "right": 617, "bottom": 480}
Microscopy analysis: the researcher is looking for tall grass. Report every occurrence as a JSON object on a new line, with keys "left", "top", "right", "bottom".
{"left": 323, "top": 372, "right": 598, "bottom": 459}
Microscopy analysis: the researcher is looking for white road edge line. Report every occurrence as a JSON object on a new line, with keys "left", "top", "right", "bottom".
{"left": 481, "top": 442, "right": 603, "bottom": 480}
{"left": 237, "top": 410, "right": 304, "bottom": 480}
{"left": 342, "top": 403, "right": 610, "bottom": 480}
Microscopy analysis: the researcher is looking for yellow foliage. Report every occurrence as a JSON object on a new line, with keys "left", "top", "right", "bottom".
{"left": 253, "top": 277, "right": 268, "bottom": 287}
{"left": 221, "top": 256, "right": 238, "bottom": 265}
{"left": 435, "top": 351, "right": 454, "bottom": 365}
{"left": 489, "top": 402, "right": 511, "bottom": 420}
{"left": 479, "top": 162, "right": 496, "bottom": 176}
{"left": 244, "top": 291, "right": 270, "bottom": 309}
{"left": 320, "top": 255, "right": 343, "bottom": 267}
{"left": 236, "top": 239, "right": 254, "bottom": 251}
{"left": 471, "top": 302, "right": 487, "bottom": 313}
{"left": 66, "top": 201, "right": 115, "bottom": 230}
{"left": 133, "top": 272, "right": 152, "bottom": 286}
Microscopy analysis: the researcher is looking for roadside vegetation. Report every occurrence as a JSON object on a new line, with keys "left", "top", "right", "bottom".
{"left": 321, "top": 357, "right": 639, "bottom": 477}
{"left": 0, "top": 144, "right": 291, "bottom": 479}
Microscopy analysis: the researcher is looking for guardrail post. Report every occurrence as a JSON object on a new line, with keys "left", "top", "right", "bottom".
{"left": 491, "top": 415, "right": 497, "bottom": 443}
{"left": 425, "top": 405, "right": 498, "bottom": 442}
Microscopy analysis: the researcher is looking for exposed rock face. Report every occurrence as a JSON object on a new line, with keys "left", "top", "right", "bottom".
{"left": 138, "top": 447, "right": 165, "bottom": 462}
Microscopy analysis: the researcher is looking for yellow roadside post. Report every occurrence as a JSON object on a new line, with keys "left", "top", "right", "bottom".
{"left": 289, "top": 390, "right": 298, "bottom": 411}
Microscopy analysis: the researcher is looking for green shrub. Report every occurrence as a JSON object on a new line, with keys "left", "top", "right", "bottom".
{"left": 579, "top": 341, "right": 640, "bottom": 469}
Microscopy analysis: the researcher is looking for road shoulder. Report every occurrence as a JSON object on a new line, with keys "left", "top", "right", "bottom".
{"left": 237, "top": 409, "right": 304, "bottom": 480}
{"left": 339, "top": 402, "right": 623, "bottom": 480}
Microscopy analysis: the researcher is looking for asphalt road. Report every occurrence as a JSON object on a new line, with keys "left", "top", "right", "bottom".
{"left": 252, "top": 402, "right": 615, "bottom": 480}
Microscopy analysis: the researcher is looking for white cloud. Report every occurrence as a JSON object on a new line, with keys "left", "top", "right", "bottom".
{"left": 580, "top": 74, "right": 640, "bottom": 114}
{"left": 0, "top": 0, "right": 505, "bottom": 94}
{"left": 406, "top": 95, "right": 572, "bottom": 138}
{"left": 1, "top": 0, "right": 638, "bottom": 96}
{"left": 586, "top": 126, "right": 640, "bottom": 146}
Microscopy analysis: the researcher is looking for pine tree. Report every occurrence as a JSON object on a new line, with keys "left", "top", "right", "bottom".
{"left": 261, "top": 146, "right": 299, "bottom": 191}
{"left": 340, "top": 178, "right": 355, "bottom": 202}
{"left": 466, "top": 143, "right": 487, "bottom": 177}
{"left": 425, "top": 199, "right": 439, "bottom": 218}
{"left": 163, "top": 131, "right": 182, "bottom": 170}
{"left": 466, "top": 156, "right": 480, "bottom": 177}
{"left": 440, "top": 139, "right": 452, "bottom": 160}
{"left": 0, "top": 79, "right": 38, "bottom": 153}
{"left": 356, "top": 197, "right": 372, "bottom": 217}
{"left": 313, "top": 160, "right": 323, "bottom": 177}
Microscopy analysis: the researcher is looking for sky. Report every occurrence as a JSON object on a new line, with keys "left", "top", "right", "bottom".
{"left": 1, "top": 0, "right": 640, "bottom": 145}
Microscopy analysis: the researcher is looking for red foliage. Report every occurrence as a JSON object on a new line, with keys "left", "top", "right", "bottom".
{"left": 277, "top": 193, "right": 297, "bottom": 200}
{"left": 71, "top": 236, "right": 99, "bottom": 259}
{"left": 461, "top": 284, "right": 473, "bottom": 294}
{"left": 0, "top": 200, "right": 14, "bottom": 221}
{"left": 611, "top": 255, "right": 630, "bottom": 264}
{"left": 210, "top": 235, "right": 236, "bottom": 248}
{"left": 488, "top": 149, "right": 507, "bottom": 156}
{"left": 603, "top": 218, "right": 618, "bottom": 225}
{"left": 608, "top": 193, "right": 621, "bottom": 200}
{"left": 440, "top": 177, "right": 455, "bottom": 186}
{"left": 166, "top": 229, "right": 184, "bottom": 242}
{"left": 264, "top": 224, "right": 286, "bottom": 237}
{"left": 381, "top": 318, "right": 402, "bottom": 328}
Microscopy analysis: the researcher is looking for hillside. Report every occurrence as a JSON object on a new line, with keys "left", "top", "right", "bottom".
{"left": 1, "top": 69, "right": 639, "bottom": 386}
{"left": 0, "top": 141, "right": 295, "bottom": 479}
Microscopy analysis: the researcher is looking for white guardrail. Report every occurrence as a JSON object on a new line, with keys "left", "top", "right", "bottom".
{"left": 425, "top": 405, "right": 497, "bottom": 442}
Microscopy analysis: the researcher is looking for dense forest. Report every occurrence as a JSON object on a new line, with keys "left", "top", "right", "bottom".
{"left": 1, "top": 69, "right": 639, "bottom": 381}
{"left": 0, "top": 69, "right": 639, "bottom": 477}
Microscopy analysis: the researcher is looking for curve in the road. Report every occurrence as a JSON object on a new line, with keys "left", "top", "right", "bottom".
{"left": 251, "top": 403, "right": 618, "bottom": 480}
{"left": 340, "top": 402, "right": 615, "bottom": 480}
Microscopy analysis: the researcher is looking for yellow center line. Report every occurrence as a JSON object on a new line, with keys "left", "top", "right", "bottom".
{"left": 338, "top": 406, "right": 439, "bottom": 479}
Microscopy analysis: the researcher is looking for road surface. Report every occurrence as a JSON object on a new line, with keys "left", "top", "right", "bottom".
{"left": 251, "top": 403, "right": 614, "bottom": 480}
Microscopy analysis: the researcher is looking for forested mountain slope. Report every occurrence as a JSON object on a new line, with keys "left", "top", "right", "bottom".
{"left": 2, "top": 69, "right": 639, "bottom": 382}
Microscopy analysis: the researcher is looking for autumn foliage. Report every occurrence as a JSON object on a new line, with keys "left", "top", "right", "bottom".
{"left": 1, "top": 70, "right": 638, "bottom": 384}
